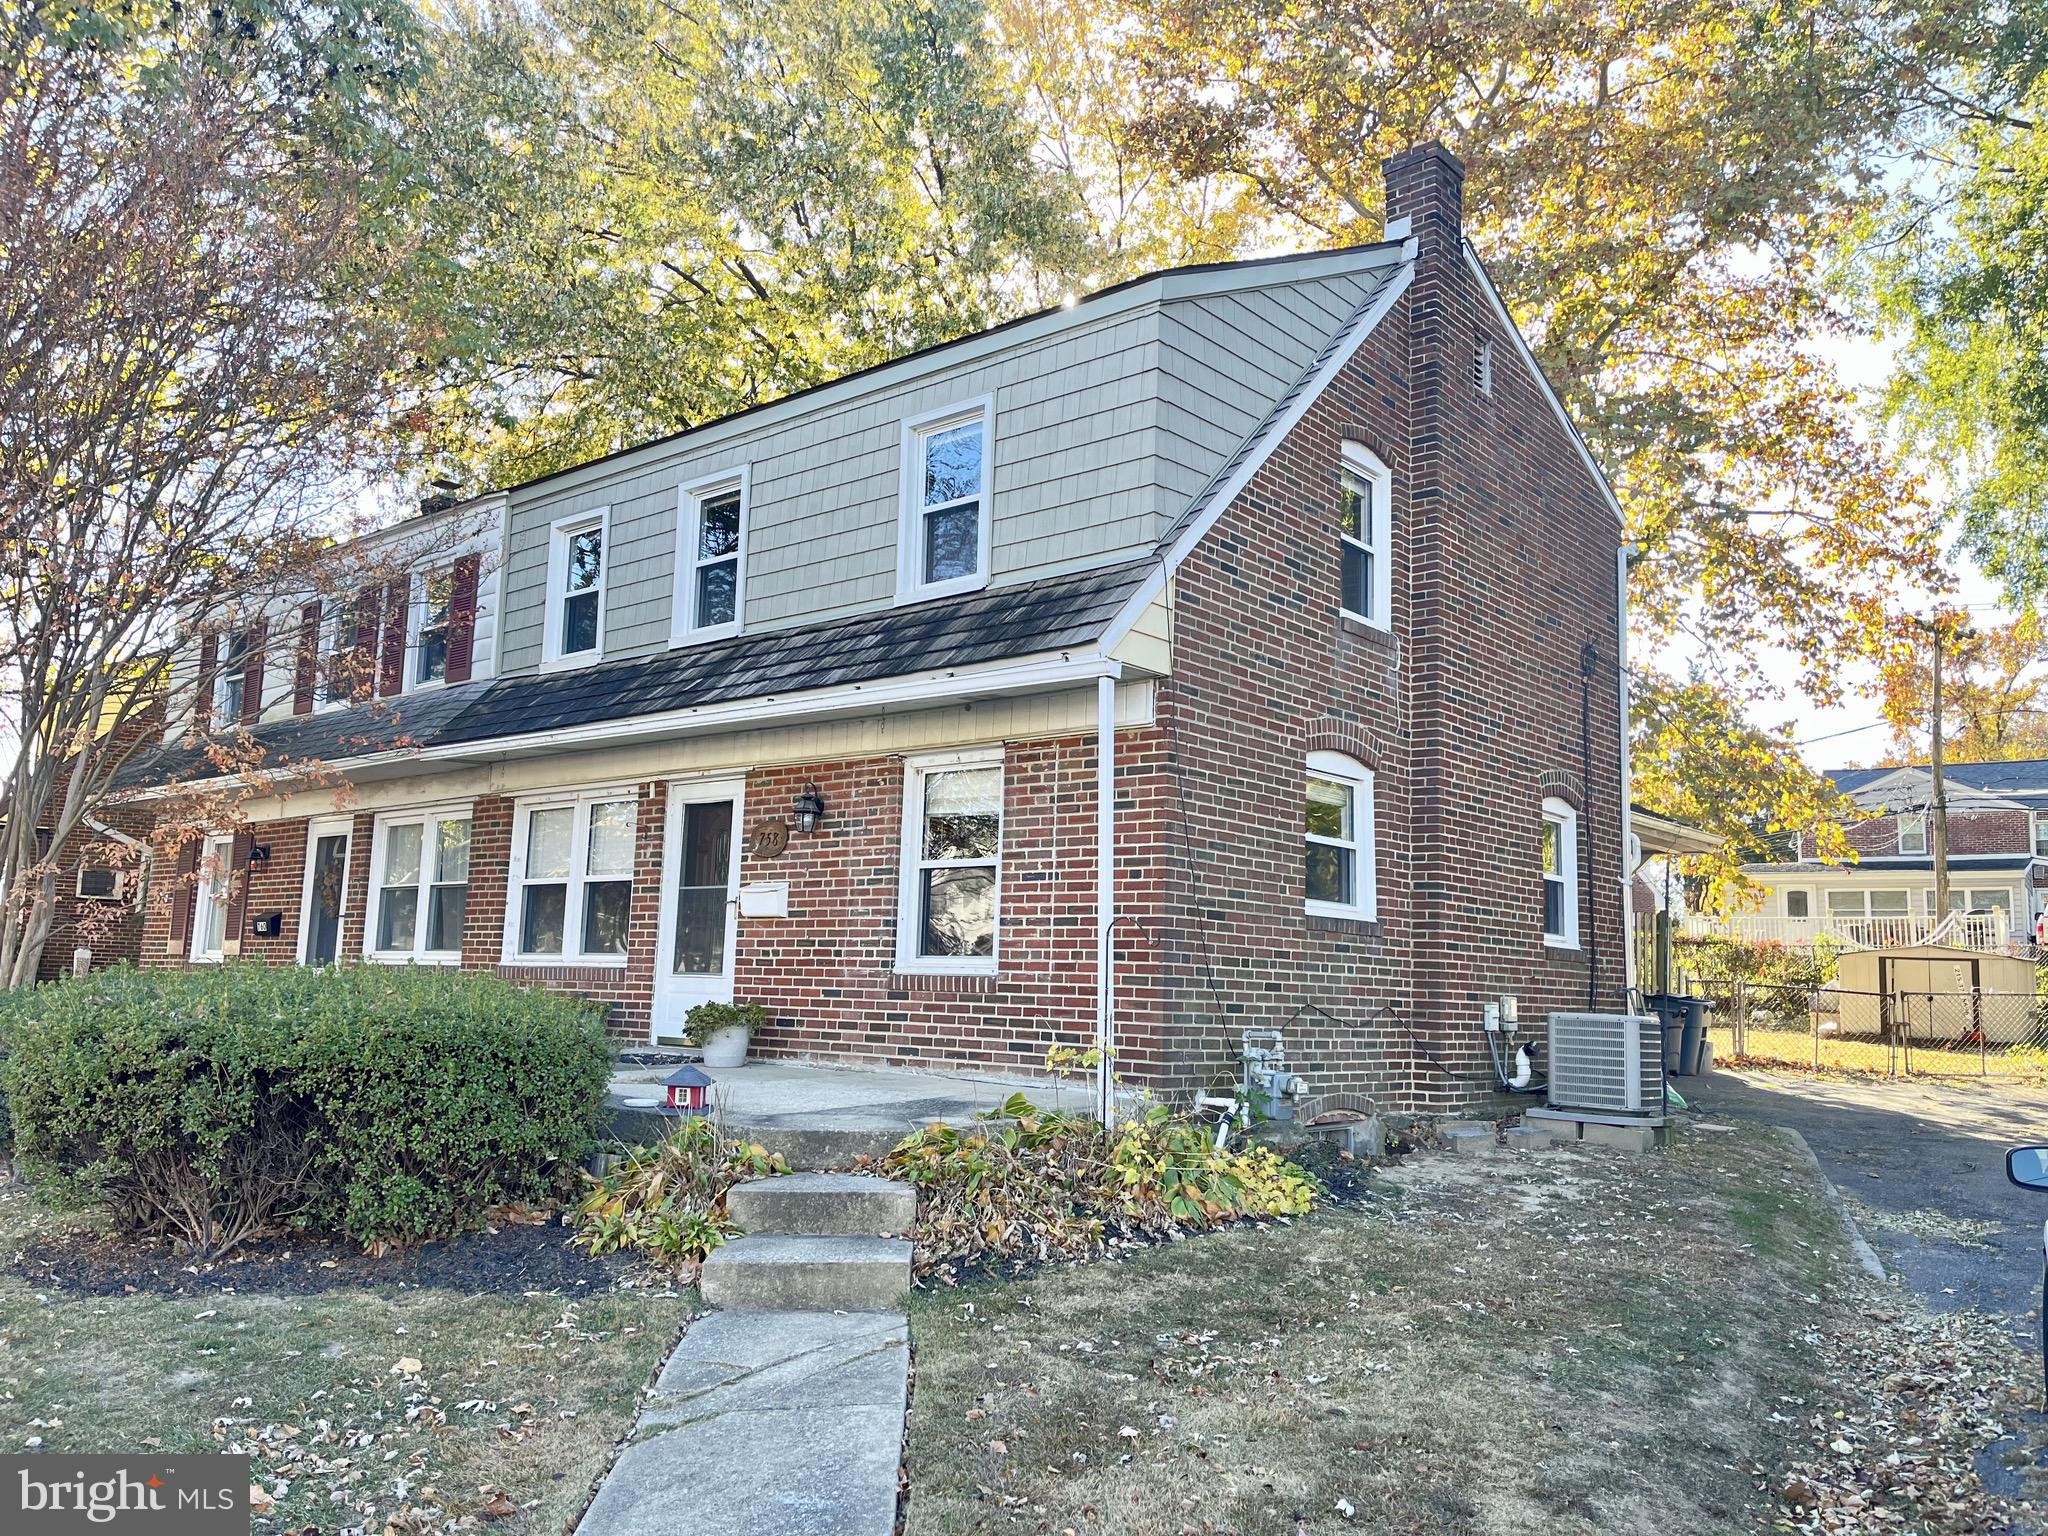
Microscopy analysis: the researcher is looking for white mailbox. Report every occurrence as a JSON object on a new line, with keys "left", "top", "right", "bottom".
{"left": 738, "top": 881, "right": 790, "bottom": 919}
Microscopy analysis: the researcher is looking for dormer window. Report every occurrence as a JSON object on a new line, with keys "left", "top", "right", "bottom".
{"left": 898, "top": 399, "right": 991, "bottom": 601}
{"left": 415, "top": 566, "right": 453, "bottom": 686}
{"left": 1897, "top": 812, "right": 1927, "bottom": 855}
{"left": 214, "top": 630, "right": 250, "bottom": 723}
{"left": 544, "top": 510, "right": 607, "bottom": 665}
{"left": 673, "top": 471, "right": 747, "bottom": 644}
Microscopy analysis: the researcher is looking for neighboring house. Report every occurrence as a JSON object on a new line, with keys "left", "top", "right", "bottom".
{"left": 1737, "top": 758, "right": 2048, "bottom": 948}
{"left": 105, "top": 144, "right": 1632, "bottom": 1113}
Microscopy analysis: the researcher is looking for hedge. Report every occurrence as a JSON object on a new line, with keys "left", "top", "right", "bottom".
{"left": 4, "top": 963, "right": 613, "bottom": 1254}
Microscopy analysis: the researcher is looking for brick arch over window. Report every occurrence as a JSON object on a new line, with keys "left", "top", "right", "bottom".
{"left": 1302, "top": 720, "right": 1388, "bottom": 772}
{"left": 1539, "top": 768, "right": 1584, "bottom": 809}
{"left": 1327, "top": 425, "right": 1401, "bottom": 474}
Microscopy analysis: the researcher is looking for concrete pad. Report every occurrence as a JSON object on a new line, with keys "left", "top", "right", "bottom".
{"left": 699, "top": 1234, "right": 912, "bottom": 1312}
{"left": 1580, "top": 1120, "right": 1657, "bottom": 1153}
{"left": 1500, "top": 1125, "right": 1548, "bottom": 1153}
{"left": 581, "top": 1404, "right": 904, "bottom": 1536}
{"left": 1443, "top": 1126, "right": 1495, "bottom": 1157}
{"left": 729, "top": 1173, "right": 915, "bottom": 1237}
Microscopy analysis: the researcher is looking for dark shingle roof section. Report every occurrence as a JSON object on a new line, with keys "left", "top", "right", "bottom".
{"left": 113, "top": 679, "right": 495, "bottom": 791}
{"left": 1824, "top": 758, "right": 2048, "bottom": 809}
{"left": 442, "top": 558, "right": 1151, "bottom": 746}
{"left": 116, "top": 560, "right": 1154, "bottom": 788}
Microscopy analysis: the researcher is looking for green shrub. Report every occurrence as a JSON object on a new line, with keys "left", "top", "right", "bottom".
{"left": 883, "top": 1095, "right": 1321, "bottom": 1275}
{"left": 4, "top": 964, "right": 612, "bottom": 1254}
{"left": 682, "top": 1000, "right": 767, "bottom": 1047}
{"left": 574, "top": 1117, "right": 786, "bottom": 1269}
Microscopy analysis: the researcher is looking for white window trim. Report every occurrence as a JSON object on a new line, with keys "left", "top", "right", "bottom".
{"left": 1338, "top": 441, "right": 1393, "bottom": 632}
{"left": 365, "top": 803, "right": 473, "bottom": 965}
{"left": 190, "top": 832, "right": 235, "bottom": 963}
{"left": 296, "top": 815, "right": 354, "bottom": 964}
{"left": 1781, "top": 886, "right": 1813, "bottom": 920}
{"left": 315, "top": 598, "right": 364, "bottom": 713}
{"left": 1896, "top": 812, "right": 1927, "bottom": 855}
{"left": 2033, "top": 810, "right": 2048, "bottom": 858}
{"left": 896, "top": 397, "right": 993, "bottom": 604}
{"left": 895, "top": 749, "right": 1004, "bottom": 974}
{"left": 501, "top": 786, "right": 640, "bottom": 966}
{"left": 408, "top": 564, "right": 455, "bottom": 693}
{"left": 541, "top": 507, "right": 609, "bottom": 669}
{"left": 670, "top": 467, "right": 749, "bottom": 647}
{"left": 1304, "top": 750, "right": 1377, "bottom": 921}
{"left": 1542, "top": 796, "right": 1580, "bottom": 950}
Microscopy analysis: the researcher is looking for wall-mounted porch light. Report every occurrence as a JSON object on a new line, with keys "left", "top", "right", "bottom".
{"left": 791, "top": 783, "right": 827, "bottom": 835}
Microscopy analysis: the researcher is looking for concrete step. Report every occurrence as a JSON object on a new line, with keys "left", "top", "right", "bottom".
{"left": 700, "top": 1234, "right": 913, "bottom": 1313}
{"left": 728, "top": 1173, "right": 915, "bottom": 1238}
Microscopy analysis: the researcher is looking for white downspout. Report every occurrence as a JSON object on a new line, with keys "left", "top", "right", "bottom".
{"left": 1095, "top": 666, "right": 1120, "bottom": 1129}
{"left": 1617, "top": 545, "right": 1638, "bottom": 1002}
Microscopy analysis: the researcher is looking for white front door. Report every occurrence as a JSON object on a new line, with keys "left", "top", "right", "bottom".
{"left": 652, "top": 778, "right": 743, "bottom": 1042}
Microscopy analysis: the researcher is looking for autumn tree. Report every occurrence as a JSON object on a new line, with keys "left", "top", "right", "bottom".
{"left": 0, "top": 0, "right": 437, "bottom": 987}
{"left": 1879, "top": 611, "right": 2048, "bottom": 763}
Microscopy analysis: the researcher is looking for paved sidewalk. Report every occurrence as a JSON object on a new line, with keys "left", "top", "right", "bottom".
{"left": 579, "top": 1310, "right": 908, "bottom": 1536}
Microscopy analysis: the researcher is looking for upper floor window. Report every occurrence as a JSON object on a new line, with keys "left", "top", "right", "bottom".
{"left": 506, "top": 790, "right": 636, "bottom": 962}
{"left": 1896, "top": 812, "right": 1927, "bottom": 855}
{"left": 320, "top": 593, "right": 375, "bottom": 709}
{"left": 415, "top": 566, "right": 454, "bottom": 686}
{"left": 1541, "top": 797, "right": 1579, "bottom": 948}
{"left": 2034, "top": 811, "right": 2048, "bottom": 858}
{"left": 1305, "top": 751, "right": 1376, "bottom": 921}
{"left": 544, "top": 511, "right": 607, "bottom": 664}
{"left": 1338, "top": 443, "right": 1392, "bottom": 630}
{"left": 899, "top": 399, "right": 991, "bottom": 601}
{"left": 674, "top": 471, "right": 746, "bottom": 643}
{"left": 214, "top": 630, "right": 251, "bottom": 722}
{"left": 898, "top": 754, "right": 1002, "bottom": 970}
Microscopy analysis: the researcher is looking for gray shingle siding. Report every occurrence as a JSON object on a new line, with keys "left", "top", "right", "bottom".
{"left": 497, "top": 257, "right": 1392, "bottom": 675}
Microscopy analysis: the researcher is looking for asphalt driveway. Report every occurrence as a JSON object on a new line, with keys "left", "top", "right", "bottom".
{"left": 1687, "top": 1069, "right": 2048, "bottom": 1326}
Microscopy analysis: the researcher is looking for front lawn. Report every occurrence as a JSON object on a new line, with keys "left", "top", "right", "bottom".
{"left": 0, "top": 1182, "right": 680, "bottom": 1536}
{"left": 903, "top": 1122, "right": 2043, "bottom": 1534}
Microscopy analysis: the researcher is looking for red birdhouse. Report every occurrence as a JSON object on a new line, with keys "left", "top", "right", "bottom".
{"left": 664, "top": 1065, "right": 712, "bottom": 1115}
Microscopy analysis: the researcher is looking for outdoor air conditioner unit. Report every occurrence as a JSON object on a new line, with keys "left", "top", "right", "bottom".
{"left": 1547, "top": 1012, "right": 1664, "bottom": 1120}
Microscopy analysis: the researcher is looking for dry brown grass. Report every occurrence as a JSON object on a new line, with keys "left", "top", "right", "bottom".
{"left": 901, "top": 1122, "right": 1878, "bottom": 1535}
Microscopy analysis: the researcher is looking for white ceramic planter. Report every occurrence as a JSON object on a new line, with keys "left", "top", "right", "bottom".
{"left": 700, "top": 1026, "right": 749, "bottom": 1069}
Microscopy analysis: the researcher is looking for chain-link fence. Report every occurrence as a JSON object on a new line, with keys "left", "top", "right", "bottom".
{"left": 1689, "top": 977, "right": 2048, "bottom": 1078}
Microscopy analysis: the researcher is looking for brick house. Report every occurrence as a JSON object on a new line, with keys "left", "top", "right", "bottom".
{"left": 107, "top": 144, "right": 1633, "bottom": 1114}
{"left": 1740, "top": 758, "right": 2048, "bottom": 947}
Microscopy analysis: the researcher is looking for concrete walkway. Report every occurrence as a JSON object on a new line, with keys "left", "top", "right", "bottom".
{"left": 578, "top": 1310, "right": 908, "bottom": 1536}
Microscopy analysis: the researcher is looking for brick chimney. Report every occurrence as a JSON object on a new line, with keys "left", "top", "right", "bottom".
{"left": 1382, "top": 141, "right": 1465, "bottom": 256}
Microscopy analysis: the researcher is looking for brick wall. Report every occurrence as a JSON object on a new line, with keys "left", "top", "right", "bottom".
{"left": 1845, "top": 808, "right": 2031, "bottom": 857}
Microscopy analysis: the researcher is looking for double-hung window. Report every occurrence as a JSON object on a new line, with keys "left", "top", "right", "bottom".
{"left": 1541, "top": 797, "right": 1579, "bottom": 947}
{"left": 414, "top": 566, "right": 453, "bottom": 686}
{"left": 1337, "top": 443, "right": 1392, "bottom": 630}
{"left": 1896, "top": 812, "right": 1927, "bottom": 855}
{"left": 214, "top": 630, "right": 250, "bottom": 722}
{"left": 320, "top": 593, "right": 375, "bottom": 709}
{"left": 1304, "top": 752, "right": 1376, "bottom": 920}
{"left": 898, "top": 399, "right": 991, "bottom": 600}
{"left": 2033, "top": 811, "right": 2048, "bottom": 858}
{"left": 898, "top": 755, "right": 1002, "bottom": 969}
{"left": 191, "top": 833, "right": 235, "bottom": 962}
{"left": 673, "top": 471, "right": 746, "bottom": 642}
{"left": 544, "top": 511, "right": 607, "bottom": 664}
{"left": 369, "top": 808, "right": 471, "bottom": 962}
{"left": 507, "top": 791, "right": 636, "bottom": 962}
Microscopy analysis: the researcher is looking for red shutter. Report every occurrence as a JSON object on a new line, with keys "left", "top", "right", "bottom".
{"left": 378, "top": 578, "right": 408, "bottom": 697}
{"left": 239, "top": 619, "right": 266, "bottom": 724}
{"left": 226, "top": 829, "right": 255, "bottom": 946}
{"left": 167, "top": 838, "right": 199, "bottom": 949}
{"left": 444, "top": 553, "right": 481, "bottom": 683}
{"left": 194, "top": 634, "right": 218, "bottom": 736}
{"left": 293, "top": 601, "right": 321, "bottom": 715}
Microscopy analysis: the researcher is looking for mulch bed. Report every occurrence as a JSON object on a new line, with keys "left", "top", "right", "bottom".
{"left": 8, "top": 1215, "right": 626, "bottom": 1298}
